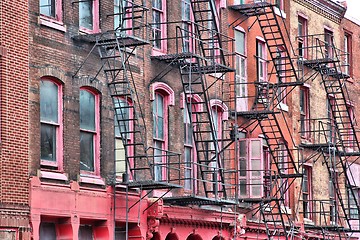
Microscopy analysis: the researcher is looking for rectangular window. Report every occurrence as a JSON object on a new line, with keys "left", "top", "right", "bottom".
{"left": 324, "top": 29, "right": 334, "bottom": 60}
{"left": 40, "top": 0, "right": 62, "bottom": 22}
{"left": 80, "top": 89, "right": 99, "bottom": 174}
{"left": 256, "top": 40, "right": 267, "bottom": 82}
{"left": 348, "top": 187, "right": 359, "bottom": 219}
{"left": 298, "top": 16, "right": 307, "bottom": 58}
{"left": 114, "top": 99, "right": 133, "bottom": 179}
{"left": 329, "top": 170, "right": 338, "bottom": 223}
{"left": 278, "top": 142, "right": 289, "bottom": 206}
{"left": 79, "top": 0, "right": 99, "bottom": 33}
{"left": 276, "top": 48, "right": 287, "bottom": 105}
{"left": 235, "top": 29, "right": 247, "bottom": 111}
{"left": 40, "top": 80, "right": 62, "bottom": 168}
{"left": 327, "top": 97, "right": 336, "bottom": 144}
{"left": 153, "top": 93, "right": 165, "bottom": 181}
{"left": 300, "top": 87, "right": 310, "bottom": 139}
{"left": 344, "top": 33, "right": 352, "bottom": 76}
{"left": 181, "top": 0, "right": 192, "bottom": 53}
{"left": 184, "top": 105, "right": 193, "bottom": 190}
{"left": 302, "top": 166, "right": 312, "bottom": 219}
{"left": 346, "top": 104, "right": 355, "bottom": 149}
{"left": 152, "top": 0, "right": 166, "bottom": 52}
{"left": 239, "top": 139, "right": 263, "bottom": 198}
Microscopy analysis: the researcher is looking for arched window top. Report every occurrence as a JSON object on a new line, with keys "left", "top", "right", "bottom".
{"left": 150, "top": 82, "right": 175, "bottom": 106}
{"left": 180, "top": 92, "right": 203, "bottom": 110}
{"left": 210, "top": 99, "right": 229, "bottom": 120}
{"left": 40, "top": 76, "right": 64, "bottom": 85}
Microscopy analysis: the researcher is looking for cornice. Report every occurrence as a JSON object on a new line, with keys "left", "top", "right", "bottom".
{"left": 293, "top": 0, "right": 346, "bottom": 24}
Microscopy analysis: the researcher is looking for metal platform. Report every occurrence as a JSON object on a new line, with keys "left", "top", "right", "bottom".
{"left": 73, "top": 33, "right": 149, "bottom": 47}
{"left": 164, "top": 195, "right": 237, "bottom": 206}
{"left": 230, "top": 2, "right": 274, "bottom": 16}
{"left": 124, "top": 180, "right": 182, "bottom": 190}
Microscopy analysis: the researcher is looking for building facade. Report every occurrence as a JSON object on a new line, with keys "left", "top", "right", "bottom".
{"left": 15, "top": 0, "right": 360, "bottom": 239}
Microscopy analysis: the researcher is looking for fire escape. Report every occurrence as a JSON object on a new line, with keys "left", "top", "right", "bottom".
{"left": 73, "top": 0, "right": 183, "bottom": 218}
{"left": 229, "top": 1, "right": 303, "bottom": 239}
{"left": 298, "top": 33, "right": 360, "bottom": 237}
{"left": 151, "top": 0, "right": 237, "bottom": 205}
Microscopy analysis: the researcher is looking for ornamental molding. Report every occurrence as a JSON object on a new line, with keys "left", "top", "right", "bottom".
{"left": 293, "top": 0, "right": 346, "bottom": 24}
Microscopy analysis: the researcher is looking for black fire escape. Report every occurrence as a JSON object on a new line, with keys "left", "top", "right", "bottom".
{"left": 229, "top": 1, "right": 303, "bottom": 239}
{"left": 298, "top": 33, "right": 360, "bottom": 237}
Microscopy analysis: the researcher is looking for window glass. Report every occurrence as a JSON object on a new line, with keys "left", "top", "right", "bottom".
{"left": 80, "top": 90, "right": 95, "bottom": 131}
{"left": 80, "top": 131, "right": 95, "bottom": 171}
{"left": 115, "top": 99, "right": 129, "bottom": 139}
{"left": 40, "top": 0, "right": 56, "bottom": 17}
{"left": 235, "top": 30, "right": 245, "bottom": 55}
{"left": 40, "top": 222, "right": 57, "bottom": 240}
{"left": 153, "top": 94, "right": 164, "bottom": 139}
{"left": 40, "top": 80, "right": 58, "bottom": 123}
{"left": 79, "top": 1, "right": 93, "bottom": 29}
{"left": 41, "top": 124, "right": 57, "bottom": 162}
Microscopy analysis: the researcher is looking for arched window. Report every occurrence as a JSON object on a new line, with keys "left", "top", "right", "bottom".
{"left": 150, "top": 82, "right": 174, "bottom": 181}
{"left": 40, "top": 78, "right": 63, "bottom": 169}
{"left": 80, "top": 88, "right": 100, "bottom": 174}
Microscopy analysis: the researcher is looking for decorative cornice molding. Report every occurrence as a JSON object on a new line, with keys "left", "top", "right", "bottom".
{"left": 293, "top": 0, "right": 346, "bottom": 24}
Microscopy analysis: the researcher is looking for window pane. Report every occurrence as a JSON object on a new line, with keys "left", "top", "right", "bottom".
{"left": 40, "top": 222, "right": 57, "bottom": 240}
{"left": 239, "top": 158, "right": 246, "bottom": 176}
{"left": 153, "top": 0, "right": 162, "bottom": 10}
{"left": 251, "top": 140, "right": 261, "bottom": 158}
{"left": 240, "top": 180, "right": 247, "bottom": 196}
{"left": 235, "top": 30, "right": 245, "bottom": 54}
{"left": 80, "top": 131, "right": 95, "bottom": 172}
{"left": 251, "top": 181, "right": 261, "bottom": 196}
{"left": 40, "top": 0, "right": 55, "bottom": 17}
{"left": 114, "top": 99, "right": 129, "bottom": 138}
{"left": 79, "top": 225, "right": 94, "bottom": 240}
{"left": 41, "top": 123, "right": 57, "bottom": 162}
{"left": 80, "top": 90, "right": 95, "bottom": 131}
{"left": 153, "top": 94, "right": 164, "bottom": 139}
{"left": 239, "top": 141, "right": 247, "bottom": 157}
{"left": 154, "top": 140, "right": 163, "bottom": 181}
{"left": 79, "top": 1, "right": 93, "bottom": 29}
{"left": 40, "top": 80, "right": 58, "bottom": 123}
{"left": 251, "top": 159, "right": 261, "bottom": 176}
{"left": 115, "top": 138, "right": 126, "bottom": 176}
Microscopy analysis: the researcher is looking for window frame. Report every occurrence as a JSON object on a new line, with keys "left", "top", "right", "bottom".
{"left": 150, "top": 82, "right": 174, "bottom": 181}
{"left": 239, "top": 138, "right": 264, "bottom": 198}
{"left": 152, "top": 0, "right": 167, "bottom": 55}
{"left": 298, "top": 15, "right": 308, "bottom": 59}
{"left": 234, "top": 27, "right": 247, "bottom": 112}
{"left": 256, "top": 38, "right": 267, "bottom": 83}
{"left": 79, "top": 0, "right": 100, "bottom": 34}
{"left": 181, "top": 0, "right": 194, "bottom": 53}
{"left": 300, "top": 86, "right": 310, "bottom": 139}
{"left": 79, "top": 87, "right": 100, "bottom": 176}
{"left": 324, "top": 29, "right": 334, "bottom": 60}
{"left": 302, "top": 165, "right": 313, "bottom": 220}
{"left": 39, "top": 0, "right": 64, "bottom": 30}
{"left": 114, "top": 97, "right": 134, "bottom": 180}
{"left": 40, "top": 78, "right": 63, "bottom": 169}
{"left": 344, "top": 32, "right": 352, "bottom": 77}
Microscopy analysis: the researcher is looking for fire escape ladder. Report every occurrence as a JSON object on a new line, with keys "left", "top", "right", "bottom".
{"left": 259, "top": 112, "right": 299, "bottom": 177}
{"left": 320, "top": 151, "right": 350, "bottom": 231}
{"left": 259, "top": 199, "right": 291, "bottom": 240}
{"left": 190, "top": 0, "right": 229, "bottom": 71}
{"left": 179, "top": 58, "right": 228, "bottom": 200}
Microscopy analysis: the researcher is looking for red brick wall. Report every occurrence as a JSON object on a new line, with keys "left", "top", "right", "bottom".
{"left": 0, "top": 0, "right": 30, "bottom": 233}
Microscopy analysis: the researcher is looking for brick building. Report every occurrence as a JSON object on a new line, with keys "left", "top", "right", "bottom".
{"left": 23, "top": 0, "right": 360, "bottom": 239}
{"left": 0, "top": 0, "right": 31, "bottom": 239}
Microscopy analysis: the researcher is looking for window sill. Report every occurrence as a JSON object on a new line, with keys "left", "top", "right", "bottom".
{"left": 304, "top": 218, "right": 314, "bottom": 225}
{"left": 151, "top": 48, "right": 166, "bottom": 57}
{"left": 79, "top": 175, "right": 105, "bottom": 186}
{"left": 277, "top": 102, "right": 289, "bottom": 112}
{"left": 39, "top": 170, "right": 68, "bottom": 181}
{"left": 79, "top": 27, "right": 101, "bottom": 35}
{"left": 38, "top": 16, "right": 66, "bottom": 32}
{"left": 274, "top": 7, "right": 286, "bottom": 19}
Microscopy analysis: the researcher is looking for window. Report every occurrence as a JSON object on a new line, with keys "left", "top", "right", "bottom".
{"left": 324, "top": 29, "right": 334, "bottom": 60}
{"left": 151, "top": 83, "right": 174, "bottom": 181}
{"left": 276, "top": 48, "right": 286, "bottom": 105}
{"left": 239, "top": 139, "right": 263, "bottom": 198}
{"left": 235, "top": 28, "right": 247, "bottom": 111}
{"left": 152, "top": 0, "right": 166, "bottom": 52}
{"left": 302, "top": 166, "right": 313, "bottom": 219}
{"left": 278, "top": 142, "right": 289, "bottom": 206}
{"left": 300, "top": 87, "right": 310, "bottom": 139}
{"left": 347, "top": 104, "right": 355, "bottom": 149}
{"left": 348, "top": 187, "right": 359, "bottom": 219}
{"left": 40, "top": 79, "right": 63, "bottom": 168}
{"left": 40, "top": 222, "right": 57, "bottom": 240}
{"left": 329, "top": 170, "right": 338, "bottom": 223}
{"left": 79, "top": 225, "right": 94, "bottom": 239}
{"left": 79, "top": 0, "right": 99, "bottom": 33}
{"left": 327, "top": 97, "right": 336, "bottom": 144}
{"left": 275, "top": 0, "right": 284, "bottom": 10}
{"left": 181, "top": 0, "right": 193, "bottom": 52}
{"left": 40, "top": 0, "right": 62, "bottom": 22}
{"left": 344, "top": 33, "right": 352, "bottom": 76}
{"left": 114, "top": 0, "right": 124, "bottom": 31}
{"left": 80, "top": 88, "right": 100, "bottom": 174}
{"left": 114, "top": 98, "right": 133, "bottom": 179}
{"left": 298, "top": 16, "right": 307, "bottom": 58}
{"left": 184, "top": 104, "right": 193, "bottom": 190}
{"left": 256, "top": 39, "right": 267, "bottom": 82}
